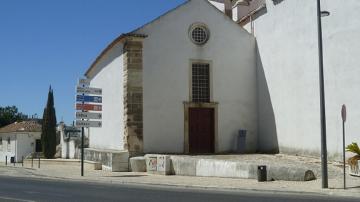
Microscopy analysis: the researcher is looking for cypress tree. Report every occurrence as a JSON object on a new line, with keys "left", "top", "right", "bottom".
{"left": 41, "top": 86, "right": 57, "bottom": 159}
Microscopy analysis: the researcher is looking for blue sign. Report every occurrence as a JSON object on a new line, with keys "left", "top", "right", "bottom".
{"left": 76, "top": 95, "right": 102, "bottom": 103}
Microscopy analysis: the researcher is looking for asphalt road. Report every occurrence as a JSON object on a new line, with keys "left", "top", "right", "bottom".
{"left": 0, "top": 176, "right": 357, "bottom": 202}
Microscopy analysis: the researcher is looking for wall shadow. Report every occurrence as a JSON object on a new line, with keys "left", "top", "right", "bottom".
{"left": 256, "top": 42, "right": 279, "bottom": 153}
{"left": 272, "top": 0, "right": 285, "bottom": 5}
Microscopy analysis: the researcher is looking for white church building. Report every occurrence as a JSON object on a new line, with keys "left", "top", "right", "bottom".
{"left": 83, "top": 0, "right": 360, "bottom": 169}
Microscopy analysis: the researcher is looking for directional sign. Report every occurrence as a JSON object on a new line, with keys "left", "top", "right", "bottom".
{"left": 75, "top": 120, "right": 102, "bottom": 128}
{"left": 76, "top": 103, "right": 102, "bottom": 111}
{"left": 79, "top": 79, "right": 91, "bottom": 86}
{"left": 76, "top": 112, "right": 102, "bottom": 120}
{"left": 76, "top": 95, "right": 102, "bottom": 103}
{"left": 76, "top": 86, "right": 102, "bottom": 95}
{"left": 64, "top": 128, "right": 81, "bottom": 133}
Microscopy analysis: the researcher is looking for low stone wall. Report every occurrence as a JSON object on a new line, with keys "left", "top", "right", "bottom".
{"left": 130, "top": 156, "right": 146, "bottom": 172}
{"left": 84, "top": 148, "right": 129, "bottom": 172}
{"left": 170, "top": 156, "right": 316, "bottom": 181}
{"left": 349, "top": 160, "right": 360, "bottom": 177}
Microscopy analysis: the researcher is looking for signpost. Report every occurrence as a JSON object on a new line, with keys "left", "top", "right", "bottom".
{"left": 76, "top": 112, "right": 102, "bottom": 120}
{"left": 75, "top": 78, "right": 102, "bottom": 177}
{"left": 75, "top": 120, "right": 102, "bottom": 128}
{"left": 76, "top": 95, "right": 102, "bottom": 103}
{"left": 341, "top": 104, "right": 347, "bottom": 189}
{"left": 76, "top": 87, "right": 102, "bottom": 95}
{"left": 76, "top": 103, "right": 102, "bottom": 111}
{"left": 64, "top": 128, "right": 81, "bottom": 139}
{"left": 79, "top": 79, "right": 91, "bottom": 86}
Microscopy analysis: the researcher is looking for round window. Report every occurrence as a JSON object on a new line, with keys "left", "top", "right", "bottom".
{"left": 189, "top": 23, "right": 209, "bottom": 45}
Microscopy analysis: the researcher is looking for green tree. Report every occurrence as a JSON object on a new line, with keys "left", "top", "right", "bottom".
{"left": 346, "top": 142, "right": 360, "bottom": 171}
{"left": 41, "top": 86, "right": 57, "bottom": 158}
{"left": 0, "top": 106, "right": 27, "bottom": 127}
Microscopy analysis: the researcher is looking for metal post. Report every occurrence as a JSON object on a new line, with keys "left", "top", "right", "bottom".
{"left": 13, "top": 157, "right": 15, "bottom": 166}
{"left": 81, "top": 127, "right": 84, "bottom": 176}
{"left": 22, "top": 156, "right": 24, "bottom": 167}
{"left": 5, "top": 156, "right": 7, "bottom": 166}
{"left": 38, "top": 156, "right": 40, "bottom": 169}
{"left": 317, "top": 0, "right": 328, "bottom": 189}
{"left": 31, "top": 155, "right": 33, "bottom": 168}
{"left": 342, "top": 119, "right": 346, "bottom": 189}
{"left": 81, "top": 85, "right": 85, "bottom": 177}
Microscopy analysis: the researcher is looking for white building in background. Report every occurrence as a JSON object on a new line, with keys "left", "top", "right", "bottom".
{"left": 81, "top": 0, "right": 360, "bottom": 170}
{"left": 212, "top": 0, "right": 360, "bottom": 159}
{"left": 0, "top": 121, "right": 42, "bottom": 163}
{"left": 58, "top": 123, "right": 83, "bottom": 159}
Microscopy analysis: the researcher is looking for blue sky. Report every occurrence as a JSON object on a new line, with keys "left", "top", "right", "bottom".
{"left": 0, "top": 0, "right": 186, "bottom": 124}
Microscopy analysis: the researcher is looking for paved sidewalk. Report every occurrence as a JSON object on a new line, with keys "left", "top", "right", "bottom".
{"left": 0, "top": 154, "right": 359, "bottom": 199}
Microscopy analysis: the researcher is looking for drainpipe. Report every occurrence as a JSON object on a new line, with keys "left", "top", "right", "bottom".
{"left": 224, "top": 0, "right": 233, "bottom": 19}
{"left": 250, "top": 15, "right": 254, "bottom": 34}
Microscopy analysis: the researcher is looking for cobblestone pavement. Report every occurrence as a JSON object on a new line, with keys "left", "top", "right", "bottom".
{"left": 0, "top": 154, "right": 359, "bottom": 198}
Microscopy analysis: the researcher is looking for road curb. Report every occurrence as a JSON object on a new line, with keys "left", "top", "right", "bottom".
{"left": 1, "top": 169, "right": 358, "bottom": 199}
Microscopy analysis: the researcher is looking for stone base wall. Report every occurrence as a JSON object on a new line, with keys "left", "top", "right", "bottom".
{"left": 84, "top": 148, "right": 129, "bottom": 172}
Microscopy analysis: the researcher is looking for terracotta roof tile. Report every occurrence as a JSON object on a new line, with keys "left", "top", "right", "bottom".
{"left": 0, "top": 121, "right": 42, "bottom": 133}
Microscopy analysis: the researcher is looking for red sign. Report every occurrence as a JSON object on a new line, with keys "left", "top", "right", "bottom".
{"left": 341, "top": 104, "right": 346, "bottom": 122}
{"left": 76, "top": 104, "right": 102, "bottom": 111}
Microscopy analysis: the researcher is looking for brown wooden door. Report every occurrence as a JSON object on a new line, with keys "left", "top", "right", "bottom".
{"left": 189, "top": 108, "right": 215, "bottom": 153}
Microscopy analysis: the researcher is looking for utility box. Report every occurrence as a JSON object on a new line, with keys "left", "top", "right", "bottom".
{"left": 236, "top": 129, "right": 247, "bottom": 153}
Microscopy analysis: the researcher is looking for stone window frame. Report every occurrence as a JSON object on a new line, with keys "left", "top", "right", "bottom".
{"left": 183, "top": 102, "right": 219, "bottom": 154}
{"left": 189, "top": 59, "right": 213, "bottom": 102}
{"left": 188, "top": 23, "right": 210, "bottom": 46}
{"left": 192, "top": 63, "right": 211, "bottom": 103}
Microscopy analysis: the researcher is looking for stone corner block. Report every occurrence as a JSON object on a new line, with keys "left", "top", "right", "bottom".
{"left": 145, "top": 154, "right": 171, "bottom": 175}
{"left": 130, "top": 156, "right": 146, "bottom": 172}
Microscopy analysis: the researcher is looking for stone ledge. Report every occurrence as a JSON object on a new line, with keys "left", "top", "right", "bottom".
{"left": 170, "top": 156, "right": 316, "bottom": 181}
{"left": 84, "top": 148, "right": 129, "bottom": 172}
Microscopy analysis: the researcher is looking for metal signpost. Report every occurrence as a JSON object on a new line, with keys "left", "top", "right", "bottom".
{"left": 76, "top": 112, "right": 102, "bottom": 120}
{"left": 76, "top": 86, "right": 102, "bottom": 95}
{"left": 76, "top": 103, "right": 102, "bottom": 111}
{"left": 76, "top": 95, "right": 102, "bottom": 103}
{"left": 341, "top": 104, "right": 347, "bottom": 189}
{"left": 76, "top": 78, "right": 102, "bottom": 176}
{"left": 75, "top": 120, "right": 102, "bottom": 128}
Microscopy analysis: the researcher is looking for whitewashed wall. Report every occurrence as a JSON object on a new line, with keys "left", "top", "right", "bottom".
{"left": 209, "top": 0, "right": 225, "bottom": 12}
{"left": 16, "top": 133, "right": 40, "bottom": 161}
{"left": 135, "top": 0, "right": 258, "bottom": 153}
{"left": 249, "top": 0, "right": 360, "bottom": 159}
{"left": 87, "top": 43, "right": 125, "bottom": 151}
{"left": 0, "top": 134, "right": 15, "bottom": 162}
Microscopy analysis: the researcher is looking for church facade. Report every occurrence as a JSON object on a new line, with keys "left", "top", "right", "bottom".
{"left": 83, "top": 0, "right": 360, "bottom": 166}
{"left": 85, "top": 0, "right": 258, "bottom": 157}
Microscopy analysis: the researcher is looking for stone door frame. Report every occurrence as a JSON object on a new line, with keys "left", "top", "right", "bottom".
{"left": 183, "top": 102, "right": 218, "bottom": 154}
